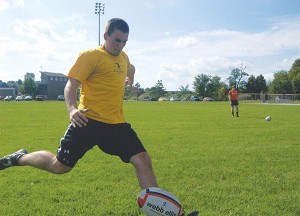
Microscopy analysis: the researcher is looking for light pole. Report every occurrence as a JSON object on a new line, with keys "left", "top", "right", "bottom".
{"left": 95, "top": 2, "right": 105, "bottom": 46}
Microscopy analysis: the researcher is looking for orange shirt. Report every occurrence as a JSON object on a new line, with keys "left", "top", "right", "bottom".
{"left": 228, "top": 89, "right": 238, "bottom": 101}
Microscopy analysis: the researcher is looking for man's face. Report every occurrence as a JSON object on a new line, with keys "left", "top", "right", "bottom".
{"left": 104, "top": 29, "right": 128, "bottom": 56}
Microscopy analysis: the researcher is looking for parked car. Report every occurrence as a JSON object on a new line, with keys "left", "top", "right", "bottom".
{"left": 24, "top": 95, "right": 33, "bottom": 101}
{"left": 170, "top": 96, "right": 179, "bottom": 101}
{"left": 35, "top": 95, "right": 45, "bottom": 101}
{"left": 4, "top": 96, "right": 13, "bottom": 101}
{"left": 158, "top": 97, "right": 169, "bottom": 101}
{"left": 15, "top": 95, "right": 24, "bottom": 101}
{"left": 57, "top": 95, "right": 65, "bottom": 101}
{"left": 189, "top": 96, "right": 201, "bottom": 101}
{"left": 143, "top": 96, "right": 157, "bottom": 101}
{"left": 143, "top": 96, "right": 151, "bottom": 101}
{"left": 203, "top": 97, "right": 214, "bottom": 101}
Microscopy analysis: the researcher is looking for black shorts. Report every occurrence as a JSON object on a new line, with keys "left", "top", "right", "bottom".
{"left": 56, "top": 118, "right": 146, "bottom": 168}
{"left": 230, "top": 100, "right": 239, "bottom": 106}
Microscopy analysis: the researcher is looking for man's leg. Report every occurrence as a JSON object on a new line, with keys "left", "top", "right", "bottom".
{"left": 1, "top": 150, "right": 72, "bottom": 174}
{"left": 130, "top": 152, "right": 158, "bottom": 189}
{"left": 236, "top": 105, "right": 239, "bottom": 117}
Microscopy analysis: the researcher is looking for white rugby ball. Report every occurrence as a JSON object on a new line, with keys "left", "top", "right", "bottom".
{"left": 265, "top": 116, "right": 272, "bottom": 121}
{"left": 138, "top": 187, "right": 182, "bottom": 216}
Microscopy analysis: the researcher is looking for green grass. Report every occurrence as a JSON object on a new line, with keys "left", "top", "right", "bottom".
{"left": 0, "top": 101, "right": 299, "bottom": 215}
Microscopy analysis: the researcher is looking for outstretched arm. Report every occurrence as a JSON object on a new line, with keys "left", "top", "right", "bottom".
{"left": 64, "top": 78, "right": 89, "bottom": 128}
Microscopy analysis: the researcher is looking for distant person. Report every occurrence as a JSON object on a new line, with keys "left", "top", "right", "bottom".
{"left": 228, "top": 85, "right": 239, "bottom": 117}
{"left": 0, "top": 18, "right": 198, "bottom": 216}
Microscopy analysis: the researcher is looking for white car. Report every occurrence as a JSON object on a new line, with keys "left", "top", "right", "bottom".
{"left": 170, "top": 96, "right": 179, "bottom": 101}
{"left": 16, "top": 96, "right": 24, "bottom": 101}
{"left": 4, "top": 96, "right": 13, "bottom": 101}
{"left": 24, "top": 95, "right": 33, "bottom": 101}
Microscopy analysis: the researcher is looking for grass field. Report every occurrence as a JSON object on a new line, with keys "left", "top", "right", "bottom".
{"left": 0, "top": 101, "right": 299, "bottom": 215}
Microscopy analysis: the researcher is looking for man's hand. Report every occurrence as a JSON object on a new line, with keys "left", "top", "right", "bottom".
{"left": 69, "top": 108, "right": 89, "bottom": 128}
{"left": 125, "top": 76, "right": 132, "bottom": 86}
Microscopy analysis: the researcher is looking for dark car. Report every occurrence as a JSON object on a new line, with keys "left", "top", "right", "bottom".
{"left": 203, "top": 97, "right": 214, "bottom": 101}
{"left": 189, "top": 96, "right": 201, "bottom": 101}
{"left": 35, "top": 95, "right": 45, "bottom": 101}
{"left": 57, "top": 95, "right": 65, "bottom": 101}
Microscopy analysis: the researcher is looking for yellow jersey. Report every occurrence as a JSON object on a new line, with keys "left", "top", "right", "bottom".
{"left": 67, "top": 46, "right": 130, "bottom": 124}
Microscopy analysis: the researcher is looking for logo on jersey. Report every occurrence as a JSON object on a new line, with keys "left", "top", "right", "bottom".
{"left": 114, "top": 63, "right": 123, "bottom": 73}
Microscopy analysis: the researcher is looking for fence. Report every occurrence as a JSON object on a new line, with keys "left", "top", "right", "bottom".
{"left": 239, "top": 93, "right": 300, "bottom": 104}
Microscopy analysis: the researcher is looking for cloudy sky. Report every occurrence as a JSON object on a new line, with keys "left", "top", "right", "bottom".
{"left": 1, "top": 0, "right": 300, "bottom": 90}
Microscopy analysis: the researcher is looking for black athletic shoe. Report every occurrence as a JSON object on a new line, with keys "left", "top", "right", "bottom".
{"left": 0, "top": 149, "right": 28, "bottom": 170}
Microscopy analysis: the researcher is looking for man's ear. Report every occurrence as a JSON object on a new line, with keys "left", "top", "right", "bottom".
{"left": 104, "top": 32, "right": 108, "bottom": 40}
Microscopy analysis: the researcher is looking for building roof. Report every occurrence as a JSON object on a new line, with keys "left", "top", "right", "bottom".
{"left": 40, "top": 71, "right": 66, "bottom": 78}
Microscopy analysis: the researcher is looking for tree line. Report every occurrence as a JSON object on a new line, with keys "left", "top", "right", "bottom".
{"left": 126, "top": 58, "right": 300, "bottom": 101}
{"left": 0, "top": 73, "right": 39, "bottom": 97}
{"left": 1, "top": 59, "right": 300, "bottom": 100}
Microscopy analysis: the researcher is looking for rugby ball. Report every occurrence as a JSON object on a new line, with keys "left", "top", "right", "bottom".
{"left": 138, "top": 187, "right": 182, "bottom": 216}
{"left": 265, "top": 116, "right": 272, "bottom": 121}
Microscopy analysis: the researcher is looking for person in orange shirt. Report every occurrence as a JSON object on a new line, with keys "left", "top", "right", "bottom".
{"left": 228, "top": 85, "right": 239, "bottom": 117}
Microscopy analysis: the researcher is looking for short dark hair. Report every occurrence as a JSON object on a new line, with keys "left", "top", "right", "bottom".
{"left": 105, "top": 18, "right": 129, "bottom": 36}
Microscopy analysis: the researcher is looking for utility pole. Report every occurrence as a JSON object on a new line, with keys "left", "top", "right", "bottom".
{"left": 95, "top": 2, "right": 105, "bottom": 46}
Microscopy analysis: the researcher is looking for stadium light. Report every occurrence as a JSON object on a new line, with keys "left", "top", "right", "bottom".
{"left": 95, "top": 2, "right": 105, "bottom": 46}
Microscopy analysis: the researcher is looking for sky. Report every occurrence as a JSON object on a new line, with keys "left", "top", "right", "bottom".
{"left": 0, "top": 0, "right": 300, "bottom": 90}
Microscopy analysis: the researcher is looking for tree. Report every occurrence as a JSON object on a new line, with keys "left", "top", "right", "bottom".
{"left": 23, "top": 73, "right": 37, "bottom": 96}
{"left": 125, "top": 82, "right": 144, "bottom": 100}
{"left": 17, "top": 79, "right": 23, "bottom": 85}
{"left": 255, "top": 74, "right": 267, "bottom": 93}
{"left": 216, "top": 84, "right": 229, "bottom": 101}
{"left": 179, "top": 84, "right": 191, "bottom": 94}
{"left": 6, "top": 80, "right": 20, "bottom": 95}
{"left": 193, "top": 74, "right": 210, "bottom": 97}
{"left": 178, "top": 84, "right": 192, "bottom": 99}
{"left": 6, "top": 81, "right": 18, "bottom": 88}
{"left": 132, "top": 82, "right": 144, "bottom": 100}
{"left": 288, "top": 58, "right": 300, "bottom": 94}
{"left": 148, "top": 80, "right": 167, "bottom": 99}
{"left": 227, "top": 63, "right": 249, "bottom": 91}
{"left": 245, "top": 75, "right": 256, "bottom": 93}
{"left": 193, "top": 74, "right": 225, "bottom": 100}
{"left": 269, "top": 70, "right": 292, "bottom": 94}
{"left": 0, "top": 80, "right": 7, "bottom": 88}
{"left": 25, "top": 72, "right": 35, "bottom": 80}
{"left": 206, "top": 75, "right": 222, "bottom": 99}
